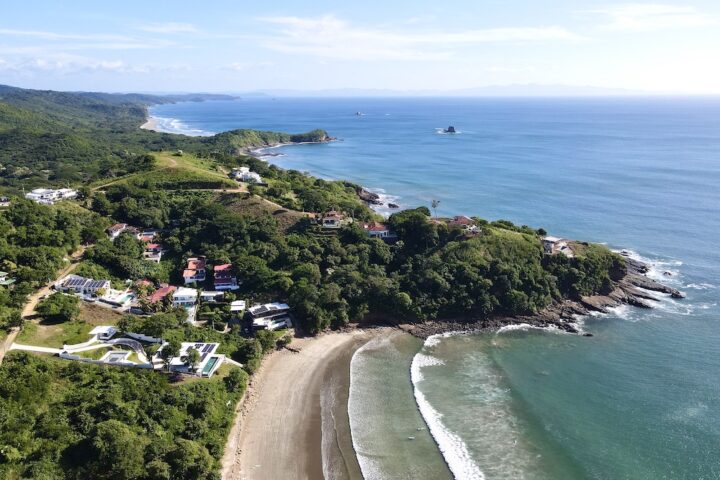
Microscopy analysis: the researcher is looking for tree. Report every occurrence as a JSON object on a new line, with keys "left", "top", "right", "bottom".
{"left": 160, "top": 339, "right": 181, "bottom": 371}
{"left": 431, "top": 199, "right": 440, "bottom": 219}
{"left": 224, "top": 368, "right": 248, "bottom": 394}
{"left": 183, "top": 348, "right": 201, "bottom": 372}
{"left": 36, "top": 293, "right": 80, "bottom": 323}
{"left": 88, "top": 420, "right": 148, "bottom": 480}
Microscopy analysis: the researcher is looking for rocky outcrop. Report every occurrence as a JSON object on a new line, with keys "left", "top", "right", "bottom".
{"left": 388, "top": 203, "right": 400, "bottom": 209}
{"left": 356, "top": 187, "right": 383, "bottom": 205}
{"left": 398, "top": 255, "right": 684, "bottom": 339}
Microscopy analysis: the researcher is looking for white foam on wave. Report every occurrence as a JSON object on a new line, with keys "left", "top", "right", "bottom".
{"left": 435, "top": 128, "right": 464, "bottom": 135}
{"left": 151, "top": 116, "right": 215, "bottom": 137}
{"left": 686, "top": 282, "right": 716, "bottom": 290}
{"left": 411, "top": 335, "right": 486, "bottom": 480}
{"left": 366, "top": 187, "right": 402, "bottom": 218}
{"left": 496, "top": 323, "right": 573, "bottom": 335}
{"left": 616, "top": 248, "right": 684, "bottom": 286}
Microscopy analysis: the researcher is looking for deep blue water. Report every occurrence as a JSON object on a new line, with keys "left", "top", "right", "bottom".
{"left": 151, "top": 98, "right": 720, "bottom": 479}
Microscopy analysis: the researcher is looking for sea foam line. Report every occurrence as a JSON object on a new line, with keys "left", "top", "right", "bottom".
{"left": 411, "top": 335, "right": 486, "bottom": 480}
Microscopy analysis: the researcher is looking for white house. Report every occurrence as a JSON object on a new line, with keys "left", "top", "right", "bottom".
{"left": 57, "top": 275, "right": 110, "bottom": 297}
{"left": 153, "top": 342, "right": 224, "bottom": 377}
{"left": 25, "top": 188, "right": 77, "bottom": 205}
{"left": 542, "top": 236, "right": 574, "bottom": 258}
{"left": 321, "top": 210, "right": 348, "bottom": 229}
{"left": 0, "top": 196, "right": 9, "bottom": 208}
{"left": 89, "top": 325, "right": 117, "bottom": 341}
{"left": 213, "top": 263, "right": 239, "bottom": 291}
{"left": 143, "top": 243, "right": 164, "bottom": 263}
{"left": 362, "top": 221, "right": 395, "bottom": 239}
{"left": 200, "top": 291, "right": 224, "bottom": 303}
{"left": 231, "top": 167, "right": 263, "bottom": 183}
{"left": 183, "top": 257, "right": 206, "bottom": 285}
{"left": 0, "top": 271, "right": 15, "bottom": 286}
{"left": 172, "top": 287, "right": 198, "bottom": 308}
{"left": 230, "top": 300, "right": 246, "bottom": 314}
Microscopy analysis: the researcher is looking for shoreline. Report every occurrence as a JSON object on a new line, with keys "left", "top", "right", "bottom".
{"left": 140, "top": 116, "right": 159, "bottom": 131}
{"left": 223, "top": 330, "right": 380, "bottom": 480}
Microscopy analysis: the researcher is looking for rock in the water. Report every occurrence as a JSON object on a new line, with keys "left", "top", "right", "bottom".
{"left": 388, "top": 203, "right": 400, "bottom": 209}
{"left": 583, "top": 333, "right": 594, "bottom": 337}
{"left": 356, "top": 187, "right": 382, "bottom": 205}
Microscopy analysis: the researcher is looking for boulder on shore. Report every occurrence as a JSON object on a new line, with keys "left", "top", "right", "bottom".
{"left": 356, "top": 187, "right": 383, "bottom": 205}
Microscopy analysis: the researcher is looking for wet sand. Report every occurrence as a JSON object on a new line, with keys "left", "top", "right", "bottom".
{"left": 223, "top": 331, "right": 375, "bottom": 480}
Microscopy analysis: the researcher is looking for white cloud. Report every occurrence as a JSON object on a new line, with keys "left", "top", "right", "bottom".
{"left": 485, "top": 65, "right": 535, "bottom": 73}
{"left": 259, "top": 15, "right": 583, "bottom": 61}
{"left": 0, "top": 54, "right": 189, "bottom": 75}
{"left": 227, "top": 61, "right": 274, "bottom": 71}
{"left": 136, "top": 22, "right": 198, "bottom": 34}
{"left": 0, "top": 28, "right": 133, "bottom": 42}
{"left": 590, "top": 4, "right": 719, "bottom": 30}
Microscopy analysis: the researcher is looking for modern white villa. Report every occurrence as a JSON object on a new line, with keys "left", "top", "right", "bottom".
{"left": 249, "top": 302, "right": 292, "bottom": 330}
{"left": 89, "top": 325, "right": 117, "bottom": 341}
{"left": 0, "top": 271, "right": 15, "bottom": 286}
{"left": 56, "top": 275, "right": 110, "bottom": 297}
{"left": 25, "top": 188, "right": 77, "bottom": 205}
{"left": 0, "top": 196, "right": 10, "bottom": 207}
{"left": 231, "top": 166, "right": 262, "bottom": 183}
{"left": 153, "top": 341, "right": 225, "bottom": 377}
{"left": 172, "top": 287, "right": 198, "bottom": 308}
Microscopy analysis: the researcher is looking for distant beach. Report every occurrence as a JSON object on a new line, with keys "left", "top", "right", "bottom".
{"left": 140, "top": 116, "right": 159, "bottom": 131}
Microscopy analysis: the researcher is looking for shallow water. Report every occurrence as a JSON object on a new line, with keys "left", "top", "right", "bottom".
{"left": 152, "top": 97, "right": 720, "bottom": 479}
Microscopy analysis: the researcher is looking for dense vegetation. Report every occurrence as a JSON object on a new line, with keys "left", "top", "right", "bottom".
{"left": 0, "top": 84, "right": 328, "bottom": 189}
{"left": 0, "top": 351, "right": 246, "bottom": 480}
{"left": 0, "top": 200, "right": 107, "bottom": 331}
{"left": 90, "top": 185, "right": 624, "bottom": 334}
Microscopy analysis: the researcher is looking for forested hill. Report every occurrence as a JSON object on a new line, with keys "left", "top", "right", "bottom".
{"left": 0, "top": 84, "right": 327, "bottom": 189}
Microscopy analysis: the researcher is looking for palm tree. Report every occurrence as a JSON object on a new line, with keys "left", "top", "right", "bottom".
{"left": 431, "top": 199, "right": 440, "bottom": 220}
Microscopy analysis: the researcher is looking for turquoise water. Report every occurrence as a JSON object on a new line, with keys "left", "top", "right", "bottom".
{"left": 151, "top": 98, "right": 720, "bottom": 479}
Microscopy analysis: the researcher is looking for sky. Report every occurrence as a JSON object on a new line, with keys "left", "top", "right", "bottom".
{"left": 1, "top": 0, "right": 720, "bottom": 94}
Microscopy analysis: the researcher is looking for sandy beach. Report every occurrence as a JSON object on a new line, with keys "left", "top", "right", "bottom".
{"left": 140, "top": 117, "right": 159, "bottom": 132}
{"left": 222, "top": 330, "right": 377, "bottom": 480}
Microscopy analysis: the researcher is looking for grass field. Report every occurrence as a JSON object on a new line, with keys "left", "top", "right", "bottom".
{"left": 92, "top": 151, "right": 238, "bottom": 191}
{"left": 17, "top": 302, "right": 122, "bottom": 349}
{"left": 217, "top": 192, "right": 308, "bottom": 232}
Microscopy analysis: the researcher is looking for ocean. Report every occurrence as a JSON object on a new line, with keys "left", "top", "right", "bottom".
{"left": 150, "top": 97, "right": 720, "bottom": 479}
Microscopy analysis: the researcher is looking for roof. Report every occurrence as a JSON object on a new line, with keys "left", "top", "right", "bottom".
{"left": 363, "top": 221, "right": 388, "bottom": 232}
{"left": 230, "top": 300, "right": 246, "bottom": 312}
{"left": 214, "top": 263, "right": 232, "bottom": 271}
{"left": 0, "top": 271, "right": 7, "bottom": 276}
{"left": 108, "top": 223, "right": 127, "bottom": 232}
{"left": 182, "top": 269, "right": 197, "bottom": 278}
{"left": 543, "top": 236, "right": 563, "bottom": 243}
{"left": 173, "top": 287, "right": 198, "bottom": 298}
{"left": 450, "top": 216, "right": 473, "bottom": 225}
{"left": 150, "top": 285, "right": 176, "bottom": 303}
{"left": 187, "top": 257, "right": 206, "bottom": 270}
{"left": 323, "top": 210, "right": 344, "bottom": 220}
{"left": 146, "top": 243, "right": 161, "bottom": 250}
{"left": 248, "top": 302, "right": 290, "bottom": 317}
{"left": 89, "top": 326, "right": 117, "bottom": 335}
